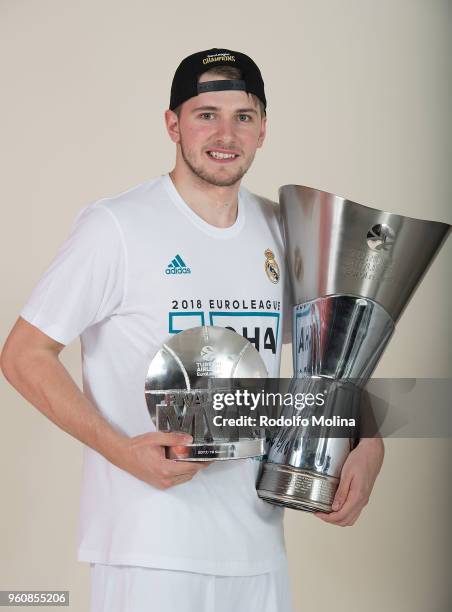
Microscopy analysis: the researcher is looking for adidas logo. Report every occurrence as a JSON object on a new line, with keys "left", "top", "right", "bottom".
{"left": 165, "top": 254, "right": 191, "bottom": 275}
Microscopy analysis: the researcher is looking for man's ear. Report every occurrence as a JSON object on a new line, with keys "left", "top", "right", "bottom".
{"left": 257, "top": 114, "right": 267, "bottom": 148}
{"left": 165, "top": 109, "right": 181, "bottom": 144}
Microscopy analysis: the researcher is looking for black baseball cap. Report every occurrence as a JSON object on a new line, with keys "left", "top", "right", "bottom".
{"left": 169, "top": 48, "right": 267, "bottom": 113}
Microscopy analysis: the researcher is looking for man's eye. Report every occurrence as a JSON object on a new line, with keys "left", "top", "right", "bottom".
{"left": 200, "top": 113, "right": 215, "bottom": 120}
{"left": 238, "top": 114, "right": 251, "bottom": 122}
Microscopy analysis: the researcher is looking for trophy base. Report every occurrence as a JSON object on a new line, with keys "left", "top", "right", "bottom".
{"left": 257, "top": 463, "right": 338, "bottom": 512}
{"left": 167, "top": 438, "right": 266, "bottom": 461}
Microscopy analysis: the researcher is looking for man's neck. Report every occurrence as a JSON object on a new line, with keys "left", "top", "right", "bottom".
{"left": 169, "top": 165, "right": 240, "bottom": 229}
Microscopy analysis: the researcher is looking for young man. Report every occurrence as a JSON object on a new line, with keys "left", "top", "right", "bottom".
{"left": 1, "top": 48, "right": 383, "bottom": 611}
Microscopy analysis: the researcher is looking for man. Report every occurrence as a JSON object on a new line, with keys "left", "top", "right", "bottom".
{"left": 1, "top": 48, "right": 384, "bottom": 611}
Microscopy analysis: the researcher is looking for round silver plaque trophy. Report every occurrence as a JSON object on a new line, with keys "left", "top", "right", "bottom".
{"left": 257, "top": 185, "right": 451, "bottom": 512}
{"left": 145, "top": 325, "right": 268, "bottom": 461}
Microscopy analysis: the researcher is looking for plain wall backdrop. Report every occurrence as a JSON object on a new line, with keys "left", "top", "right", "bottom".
{"left": 1, "top": 1, "right": 451, "bottom": 611}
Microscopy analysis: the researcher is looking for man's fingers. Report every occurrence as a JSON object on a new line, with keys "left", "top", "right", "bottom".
{"left": 169, "top": 445, "right": 191, "bottom": 459}
{"left": 331, "top": 471, "right": 353, "bottom": 512}
{"left": 314, "top": 504, "right": 362, "bottom": 526}
{"left": 344, "top": 509, "right": 362, "bottom": 526}
{"left": 126, "top": 431, "right": 213, "bottom": 489}
{"left": 314, "top": 480, "right": 365, "bottom": 525}
{"left": 149, "top": 432, "right": 193, "bottom": 446}
{"left": 157, "top": 461, "right": 213, "bottom": 488}
{"left": 314, "top": 508, "right": 351, "bottom": 524}
{"left": 158, "top": 458, "right": 209, "bottom": 477}
{"left": 323, "top": 494, "right": 360, "bottom": 521}
{"left": 169, "top": 473, "right": 197, "bottom": 487}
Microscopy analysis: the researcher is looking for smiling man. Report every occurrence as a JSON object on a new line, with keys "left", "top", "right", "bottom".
{"left": 1, "top": 48, "right": 292, "bottom": 612}
{"left": 1, "top": 47, "right": 383, "bottom": 612}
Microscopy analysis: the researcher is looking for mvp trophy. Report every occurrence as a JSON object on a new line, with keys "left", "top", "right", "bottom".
{"left": 145, "top": 325, "right": 267, "bottom": 461}
{"left": 257, "top": 185, "right": 450, "bottom": 512}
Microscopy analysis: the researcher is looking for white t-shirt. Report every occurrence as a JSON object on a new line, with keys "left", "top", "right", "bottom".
{"left": 20, "top": 174, "right": 291, "bottom": 576}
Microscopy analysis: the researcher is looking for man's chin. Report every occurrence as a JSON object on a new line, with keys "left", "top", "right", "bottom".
{"left": 203, "top": 176, "right": 242, "bottom": 188}
{"left": 195, "top": 166, "right": 247, "bottom": 188}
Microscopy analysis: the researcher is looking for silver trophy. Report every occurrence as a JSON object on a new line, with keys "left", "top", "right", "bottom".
{"left": 257, "top": 185, "right": 450, "bottom": 512}
{"left": 145, "top": 325, "right": 268, "bottom": 460}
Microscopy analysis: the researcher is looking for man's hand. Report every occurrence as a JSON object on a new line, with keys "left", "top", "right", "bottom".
{"left": 314, "top": 437, "right": 384, "bottom": 526}
{"left": 1, "top": 318, "right": 211, "bottom": 492}
{"left": 116, "top": 431, "right": 212, "bottom": 489}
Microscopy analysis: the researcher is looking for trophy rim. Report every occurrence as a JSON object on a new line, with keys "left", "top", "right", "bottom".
{"left": 168, "top": 438, "right": 267, "bottom": 461}
{"left": 278, "top": 183, "right": 452, "bottom": 228}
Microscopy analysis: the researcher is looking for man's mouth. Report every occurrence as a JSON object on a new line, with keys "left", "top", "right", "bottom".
{"left": 206, "top": 149, "right": 240, "bottom": 162}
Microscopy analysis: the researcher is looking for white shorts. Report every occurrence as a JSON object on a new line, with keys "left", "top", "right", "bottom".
{"left": 90, "top": 561, "right": 293, "bottom": 612}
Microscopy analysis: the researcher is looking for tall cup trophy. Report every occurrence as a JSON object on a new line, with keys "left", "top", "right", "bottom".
{"left": 145, "top": 325, "right": 267, "bottom": 461}
{"left": 257, "top": 185, "right": 451, "bottom": 512}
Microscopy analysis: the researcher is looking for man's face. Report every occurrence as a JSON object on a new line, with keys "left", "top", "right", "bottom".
{"left": 168, "top": 74, "right": 266, "bottom": 187}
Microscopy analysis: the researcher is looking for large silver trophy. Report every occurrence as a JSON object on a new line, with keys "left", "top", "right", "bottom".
{"left": 257, "top": 185, "right": 450, "bottom": 512}
{"left": 145, "top": 326, "right": 267, "bottom": 461}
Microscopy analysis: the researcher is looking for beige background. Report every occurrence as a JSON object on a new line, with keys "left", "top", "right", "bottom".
{"left": 1, "top": 0, "right": 451, "bottom": 610}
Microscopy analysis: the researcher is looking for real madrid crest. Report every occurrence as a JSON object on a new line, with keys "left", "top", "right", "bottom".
{"left": 264, "top": 249, "right": 280, "bottom": 284}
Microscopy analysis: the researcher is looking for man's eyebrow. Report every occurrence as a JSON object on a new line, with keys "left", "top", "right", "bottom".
{"left": 192, "top": 106, "right": 220, "bottom": 112}
{"left": 191, "top": 106, "right": 258, "bottom": 115}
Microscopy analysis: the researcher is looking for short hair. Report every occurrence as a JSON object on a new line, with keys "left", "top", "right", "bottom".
{"left": 172, "top": 65, "right": 266, "bottom": 118}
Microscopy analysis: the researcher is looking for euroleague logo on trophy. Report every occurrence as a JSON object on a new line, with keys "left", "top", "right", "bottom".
{"left": 200, "top": 345, "right": 215, "bottom": 360}
{"left": 366, "top": 224, "right": 396, "bottom": 251}
{"left": 196, "top": 345, "right": 221, "bottom": 376}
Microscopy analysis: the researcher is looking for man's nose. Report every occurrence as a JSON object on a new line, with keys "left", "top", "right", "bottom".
{"left": 214, "top": 117, "right": 236, "bottom": 141}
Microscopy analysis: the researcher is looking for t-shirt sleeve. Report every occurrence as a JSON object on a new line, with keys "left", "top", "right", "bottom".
{"left": 20, "top": 203, "right": 126, "bottom": 346}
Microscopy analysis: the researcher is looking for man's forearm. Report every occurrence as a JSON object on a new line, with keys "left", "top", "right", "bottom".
{"left": 356, "top": 435, "right": 385, "bottom": 469}
{"left": 2, "top": 348, "right": 128, "bottom": 467}
{"left": 358, "top": 435, "right": 384, "bottom": 453}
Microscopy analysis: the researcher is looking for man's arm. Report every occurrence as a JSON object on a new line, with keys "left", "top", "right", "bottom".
{"left": 1, "top": 317, "right": 209, "bottom": 489}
